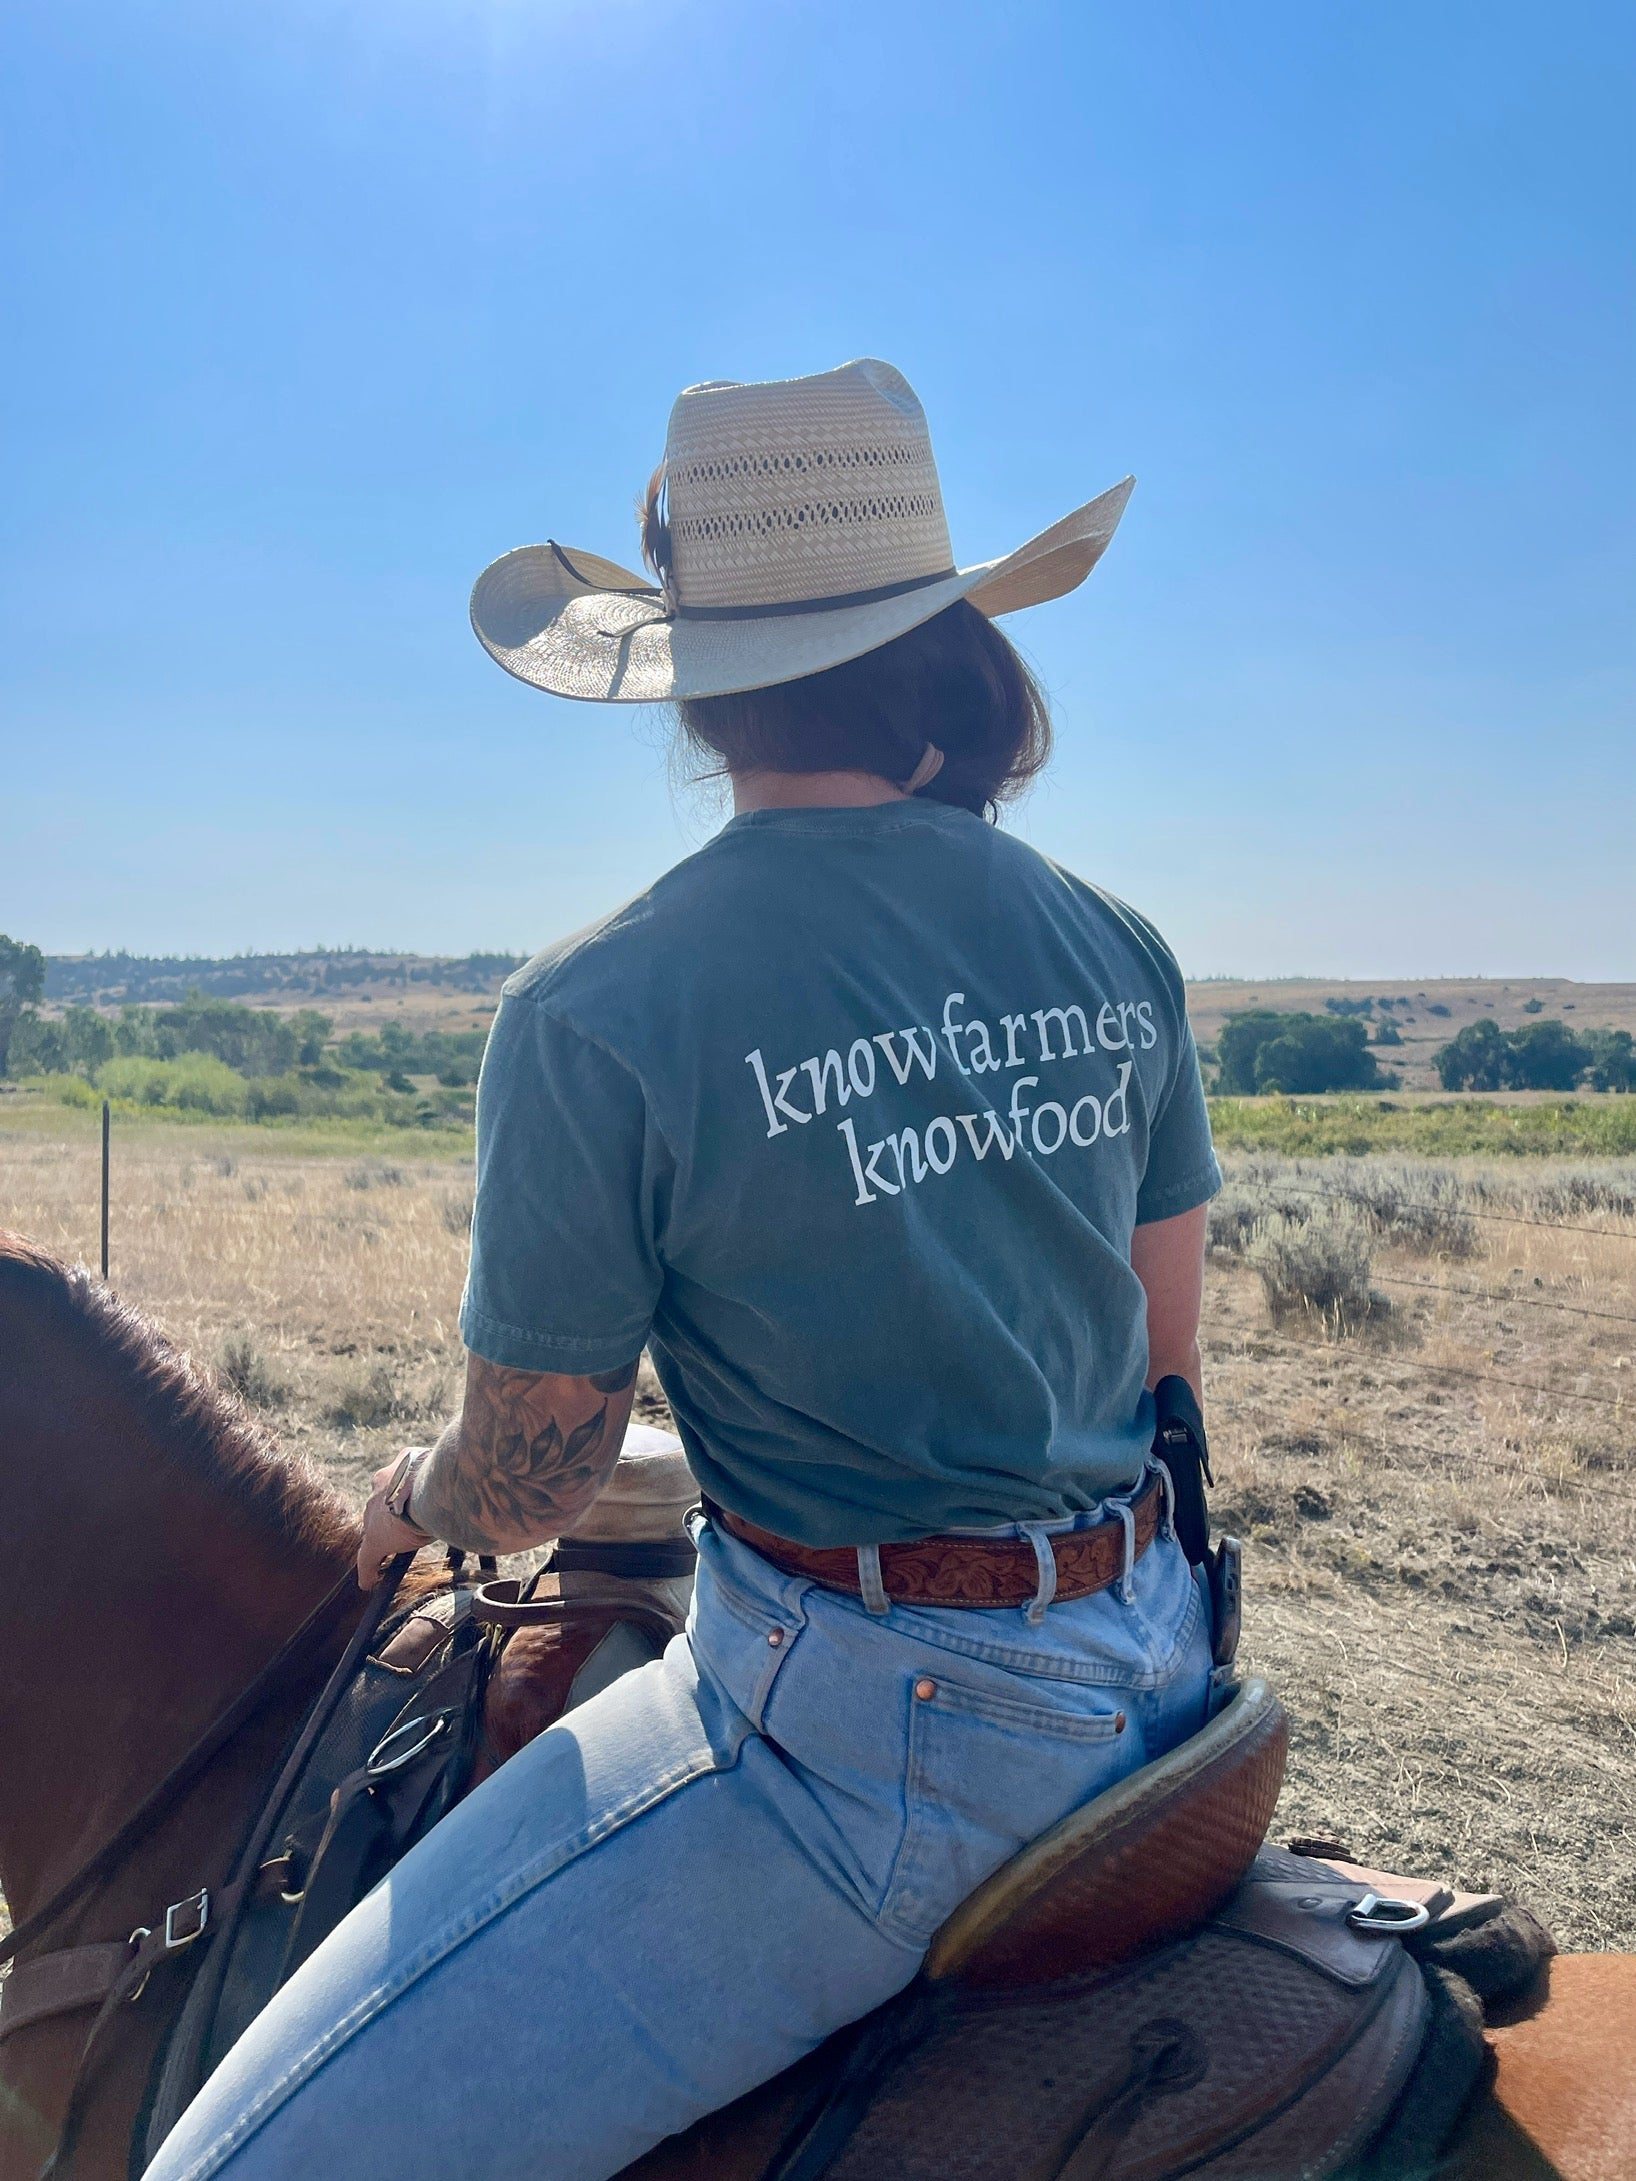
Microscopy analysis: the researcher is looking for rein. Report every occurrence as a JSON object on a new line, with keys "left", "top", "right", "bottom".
{"left": 0, "top": 1569, "right": 358, "bottom": 1978}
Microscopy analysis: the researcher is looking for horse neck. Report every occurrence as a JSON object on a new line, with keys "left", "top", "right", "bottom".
{"left": 0, "top": 1307, "right": 358, "bottom": 1921}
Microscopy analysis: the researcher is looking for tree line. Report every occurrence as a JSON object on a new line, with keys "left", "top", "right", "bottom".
{"left": 0, "top": 936, "right": 491, "bottom": 1128}
{"left": 1215, "top": 1007, "right": 1632, "bottom": 1097}
{"left": 1433, "top": 1017, "right": 1633, "bottom": 1093}
{"left": 44, "top": 948, "right": 524, "bottom": 1006}
{"left": 7, "top": 934, "right": 1630, "bottom": 1110}
{"left": 1213, "top": 1012, "right": 1396, "bottom": 1095}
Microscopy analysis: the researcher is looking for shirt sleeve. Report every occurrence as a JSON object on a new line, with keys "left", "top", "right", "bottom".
{"left": 458, "top": 993, "right": 670, "bottom": 1374}
{"left": 1136, "top": 1015, "right": 1222, "bottom": 1225}
{"left": 1113, "top": 907, "right": 1221, "bottom": 1226}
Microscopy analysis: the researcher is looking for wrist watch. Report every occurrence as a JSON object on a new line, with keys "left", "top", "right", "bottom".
{"left": 385, "top": 1448, "right": 434, "bottom": 1538}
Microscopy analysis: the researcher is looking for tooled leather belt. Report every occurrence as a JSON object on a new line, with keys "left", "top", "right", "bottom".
{"left": 710, "top": 1468, "right": 1163, "bottom": 1609}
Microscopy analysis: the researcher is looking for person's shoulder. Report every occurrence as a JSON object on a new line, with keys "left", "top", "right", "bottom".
{"left": 999, "top": 834, "right": 1179, "bottom": 960}
{"left": 1083, "top": 885, "right": 1187, "bottom": 995}
{"left": 501, "top": 903, "right": 655, "bottom": 1011}
{"left": 1006, "top": 838, "right": 1189, "bottom": 1008}
{"left": 498, "top": 833, "right": 743, "bottom": 1026}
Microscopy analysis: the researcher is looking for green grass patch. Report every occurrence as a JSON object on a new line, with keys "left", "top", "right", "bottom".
{"left": 14, "top": 1084, "right": 1628, "bottom": 1169}
{"left": 98, "top": 1052, "right": 251, "bottom": 1113}
{"left": 0, "top": 1089, "right": 475, "bottom": 1161}
{"left": 16, "top": 1062, "right": 472, "bottom": 1134}
{"left": 1209, "top": 1094, "right": 1636, "bottom": 1158}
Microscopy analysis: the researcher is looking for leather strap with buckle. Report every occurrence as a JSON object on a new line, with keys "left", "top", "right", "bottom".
{"left": 0, "top": 1886, "right": 227, "bottom": 2043}
{"left": 710, "top": 1469, "right": 1164, "bottom": 1609}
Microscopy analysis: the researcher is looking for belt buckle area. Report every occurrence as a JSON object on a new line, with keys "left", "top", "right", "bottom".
{"left": 163, "top": 1888, "right": 210, "bottom": 1951}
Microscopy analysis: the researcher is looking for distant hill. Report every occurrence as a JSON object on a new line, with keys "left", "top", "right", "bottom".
{"left": 46, "top": 950, "right": 525, "bottom": 1007}
{"left": 40, "top": 955, "right": 1636, "bottom": 1095}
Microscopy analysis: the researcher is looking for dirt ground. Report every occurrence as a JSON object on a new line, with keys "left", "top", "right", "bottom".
{"left": 1203, "top": 1169, "right": 1636, "bottom": 1950}
{"left": 3, "top": 1121, "right": 1632, "bottom": 1950}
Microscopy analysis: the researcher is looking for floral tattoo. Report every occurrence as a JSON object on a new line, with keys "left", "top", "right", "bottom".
{"left": 409, "top": 1353, "right": 641, "bottom": 1553}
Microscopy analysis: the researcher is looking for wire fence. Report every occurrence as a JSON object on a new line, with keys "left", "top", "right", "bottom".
{"left": 1199, "top": 1171, "right": 1636, "bottom": 1420}
{"left": 1209, "top": 1330, "right": 1630, "bottom": 1419}
{"left": 1224, "top": 1173, "right": 1636, "bottom": 1243}
{"left": 1368, "top": 1270, "right": 1636, "bottom": 1329}
{"left": 13, "top": 1144, "right": 1635, "bottom": 1434}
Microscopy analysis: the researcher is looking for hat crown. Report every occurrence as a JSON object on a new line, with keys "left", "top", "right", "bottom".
{"left": 661, "top": 359, "right": 954, "bottom": 612}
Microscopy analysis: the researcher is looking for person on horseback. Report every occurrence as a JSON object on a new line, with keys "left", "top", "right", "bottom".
{"left": 145, "top": 361, "right": 1222, "bottom": 2181}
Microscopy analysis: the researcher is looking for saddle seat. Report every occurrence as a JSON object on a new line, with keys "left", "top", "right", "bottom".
{"left": 925, "top": 1673, "right": 1289, "bottom": 1989}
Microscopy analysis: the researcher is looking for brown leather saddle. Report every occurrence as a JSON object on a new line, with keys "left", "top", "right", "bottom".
{"left": 614, "top": 1677, "right": 1550, "bottom": 2181}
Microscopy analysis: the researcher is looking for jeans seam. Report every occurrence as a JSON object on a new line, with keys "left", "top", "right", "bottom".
{"left": 878, "top": 1680, "right": 929, "bottom": 1941}
{"left": 855, "top": 1618, "right": 1177, "bottom": 1686}
{"left": 702, "top": 1535, "right": 813, "bottom": 1628}
{"left": 917, "top": 1676, "right": 1131, "bottom": 1739}
{"left": 1148, "top": 1569, "right": 1202, "bottom": 1677}
{"left": 162, "top": 1742, "right": 734, "bottom": 2181}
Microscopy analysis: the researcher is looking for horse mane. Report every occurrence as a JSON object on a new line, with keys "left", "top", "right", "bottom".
{"left": 0, "top": 1231, "right": 357, "bottom": 1561}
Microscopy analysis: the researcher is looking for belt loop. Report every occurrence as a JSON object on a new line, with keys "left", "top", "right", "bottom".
{"left": 1114, "top": 1499, "right": 1138, "bottom": 1605}
{"left": 1019, "top": 1525, "right": 1057, "bottom": 1626}
{"left": 856, "top": 1544, "right": 890, "bottom": 1616}
{"left": 1154, "top": 1459, "right": 1177, "bottom": 1544}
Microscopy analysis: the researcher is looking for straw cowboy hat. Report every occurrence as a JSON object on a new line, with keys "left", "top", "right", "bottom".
{"left": 470, "top": 358, "right": 1133, "bottom": 705}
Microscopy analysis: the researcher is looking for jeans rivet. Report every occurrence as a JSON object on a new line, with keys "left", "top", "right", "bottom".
{"left": 914, "top": 1678, "right": 937, "bottom": 1702}
{"left": 1114, "top": 1711, "right": 1127, "bottom": 1733}
{"left": 767, "top": 1629, "right": 784, "bottom": 1648}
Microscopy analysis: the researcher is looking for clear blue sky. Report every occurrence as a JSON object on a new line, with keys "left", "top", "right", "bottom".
{"left": 3, "top": 0, "right": 1631, "bottom": 977}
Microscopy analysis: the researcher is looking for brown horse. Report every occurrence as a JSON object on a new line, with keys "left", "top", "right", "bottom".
{"left": 0, "top": 1235, "right": 371, "bottom": 2179}
{"left": 2, "top": 1233, "right": 1632, "bottom": 2181}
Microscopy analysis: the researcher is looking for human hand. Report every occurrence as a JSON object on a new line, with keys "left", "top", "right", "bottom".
{"left": 357, "top": 1449, "right": 434, "bottom": 1590}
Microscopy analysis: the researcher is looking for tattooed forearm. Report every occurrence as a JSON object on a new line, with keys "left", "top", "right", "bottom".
{"left": 408, "top": 1353, "right": 639, "bottom": 1554}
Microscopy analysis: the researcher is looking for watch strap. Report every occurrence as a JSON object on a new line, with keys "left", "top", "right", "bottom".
{"left": 385, "top": 1448, "right": 434, "bottom": 1536}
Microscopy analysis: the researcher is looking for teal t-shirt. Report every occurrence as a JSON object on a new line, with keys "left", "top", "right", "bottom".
{"left": 460, "top": 801, "right": 1220, "bottom": 1547}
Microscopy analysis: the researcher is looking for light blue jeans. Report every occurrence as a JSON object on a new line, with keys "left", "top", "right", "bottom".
{"left": 145, "top": 1492, "right": 1212, "bottom": 2181}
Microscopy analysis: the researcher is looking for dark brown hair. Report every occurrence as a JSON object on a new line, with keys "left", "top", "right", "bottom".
{"left": 641, "top": 466, "right": 1052, "bottom": 819}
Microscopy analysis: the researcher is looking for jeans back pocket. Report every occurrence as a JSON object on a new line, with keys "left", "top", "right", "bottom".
{"left": 881, "top": 1673, "right": 1131, "bottom": 1950}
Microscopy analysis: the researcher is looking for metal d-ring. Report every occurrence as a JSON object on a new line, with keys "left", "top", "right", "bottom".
{"left": 1346, "top": 1891, "right": 1432, "bottom": 1935}
{"left": 125, "top": 1927, "right": 153, "bottom": 2004}
{"left": 366, "top": 1712, "right": 449, "bottom": 1779}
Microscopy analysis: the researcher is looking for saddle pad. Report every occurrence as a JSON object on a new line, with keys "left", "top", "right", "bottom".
{"left": 782, "top": 1852, "right": 1431, "bottom": 2181}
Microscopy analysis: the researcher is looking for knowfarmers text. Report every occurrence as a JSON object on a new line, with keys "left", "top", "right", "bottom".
{"left": 746, "top": 992, "right": 1160, "bottom": 1206}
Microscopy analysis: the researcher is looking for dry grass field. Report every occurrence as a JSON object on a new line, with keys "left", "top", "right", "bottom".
{"left": 3, "top": 1116, "right": 1633, "bottom": 1950}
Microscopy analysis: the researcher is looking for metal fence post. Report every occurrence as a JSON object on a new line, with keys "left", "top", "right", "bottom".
{"left": 101, "top": 1098, "right": 110, "bottom": 1280}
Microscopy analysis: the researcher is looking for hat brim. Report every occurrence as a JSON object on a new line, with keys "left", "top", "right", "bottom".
{"left": 469, "top": 477, "right": 1134, "bottom": 705}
